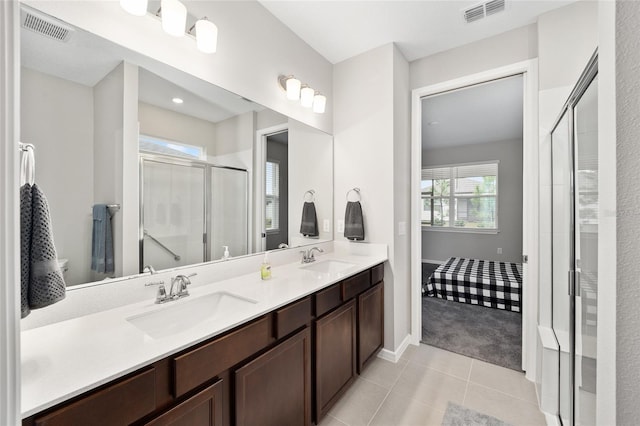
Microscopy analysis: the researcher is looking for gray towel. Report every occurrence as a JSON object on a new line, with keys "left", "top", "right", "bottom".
{"left": 25, "top": 184, "right": 66, "bottom": 313}
{"left": 91, "top": 204, "right": 115, "bottom": 273}
{"left": 344, "top": 201, "right": 365, "bottom": 241}
{"left": 300, "top": 202, "right": 319, "bottom": 237}
{"left": 20, "top": 184, "right": 33, "bottom": 318}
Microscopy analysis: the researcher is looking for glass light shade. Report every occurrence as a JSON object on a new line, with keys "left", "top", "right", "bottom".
{"left": 286, "top": 78, "right": 301, "bottom": 100}
{"left": 312, "top": 94, "right": 326, "bottom": 113}
{"left": 300, "top": 86, "right": 314, "bottom": 108}
{"left": 120, "top": 0, "right": 148, "bottom": 16}
{"left": 161, "top": 0, "right": 187, "bottom": 37}
{"left": 195, "top": 19, "right": 218, "bottom": 53}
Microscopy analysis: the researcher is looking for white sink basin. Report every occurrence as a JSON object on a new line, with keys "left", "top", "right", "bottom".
{"left": 301, "top": 259, "right": 356, "bottom": 274}
{"left": 127, "top": 291, "right": 258, "bottom": 339}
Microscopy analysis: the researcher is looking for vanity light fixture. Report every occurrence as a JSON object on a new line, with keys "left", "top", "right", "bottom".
{"left": 172, "top": 97, "right": 184, "bottom": 104}
{"left": 194, "top": 18, "right": 218, "bottom": 53}
{"left": 300, "top": 86, "right": 315, "bottom": 108}
{"left": 160, "top": 0, "right": 187, "bottom": 37}
{"left": 278, "top": 75, "right": 326, "bottom": 113}
{"left": 120, "top": 0, "right": 148, "bottom": 16}
{"left": 312, "top": 93, "right": 326, "bottom": 114}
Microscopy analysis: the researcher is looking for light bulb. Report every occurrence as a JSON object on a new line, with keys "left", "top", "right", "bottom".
{"left": 195, "top": 19, "right": 218, "bottom": 53}
{"left": 161, "top": 0, "right": 187, "bottom": 37}
{"left": 300, "top": 86, "right": 314, "bottom": 108}
{"left": 120, "top": 0, "right": 148, "bottom": 16}
{"left": 312, "top": 94, "right": 326, "bottom": 113}
{"left": 286, "top": 77, "right": 301, "bottom": 100}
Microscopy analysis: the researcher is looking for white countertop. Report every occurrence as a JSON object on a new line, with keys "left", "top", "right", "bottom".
{"left": 21, "top": 250, "right": 387, "bottom": 418}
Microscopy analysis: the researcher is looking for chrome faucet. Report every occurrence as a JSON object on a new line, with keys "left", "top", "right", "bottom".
{"left": 300, "top": 247, "right": 324, "bottom": 263}
{"left": 146, "top": 273, "right": 197, "bottom": 304}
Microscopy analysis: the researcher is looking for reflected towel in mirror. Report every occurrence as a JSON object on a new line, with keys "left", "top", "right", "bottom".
{"left": 91, "top": 204, "right": 115, "bottom": 274}
{"left": 300, "top": 201, "right": 319, "bottom": 237}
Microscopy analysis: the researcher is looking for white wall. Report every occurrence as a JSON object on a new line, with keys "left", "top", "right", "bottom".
{"left": 334, "top": 43, "right": 411, "bottom": 352}
{"left": 410, "top": 24, "right": 537, "bottom": 90}
{"left": 421, "top": 139, "right": 523, "bottom": 264}
{"left": 288, "top": 119, "right": 333, "bottom": 245}
{"left": 93, "top": 62, "right": 139, "bottom": 279}
{"left": 212, "top": 111, "right": 255, "bottom": 171}
{"left": 24, "top": 0, "right": 333, "bottom": 134}
{"left": 616, "top": 1, "right": 640, "bottom": 422}
{"left": 20, "top": 68, "right": 94, "bottom": 286}
{"left": 138, "top": 102, "right": 217, "bottom": 155}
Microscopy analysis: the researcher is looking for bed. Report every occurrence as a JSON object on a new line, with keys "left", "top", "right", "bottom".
{"left": 425, "top": 257, "right": 522, "bottom": 313}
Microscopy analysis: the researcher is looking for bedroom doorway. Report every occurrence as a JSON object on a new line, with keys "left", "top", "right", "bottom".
{"left": 411, "top": 60, "right": 539, "bottom": 378}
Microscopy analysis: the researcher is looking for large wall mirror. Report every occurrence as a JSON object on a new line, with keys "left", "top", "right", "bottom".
{"left": 20, "top": 5, "right": 333, "bottom": 287}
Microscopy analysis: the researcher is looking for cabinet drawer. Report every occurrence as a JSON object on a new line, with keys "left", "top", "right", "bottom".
{"left": 341, "top": 270, "right": 371, "bottom": 300}
{"left": 315, "top": 283, "right": 342, "bottom": 317}
{"left": 143, "top": 380, "right": 223, "bottom": 426}
{"left": 275, "top": 297, "right": 311, "bottom": 339}
{"left": 173, "top": 316, "right": 272, "bottom": 398}
{"left": 371, "top": 263, "right": 384, "bottom": 285}
{"left": 34, "top": 368, "right": 156, "bottom": 426}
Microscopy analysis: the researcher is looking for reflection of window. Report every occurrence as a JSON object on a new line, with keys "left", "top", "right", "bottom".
{"left": 139, "top": 134, "right": 206, "bottom": 160}
{"left": 422, "top": 162, "right": 498, "bottom": 231}
{"left": 265, "top": 161, "right": 280, "bottom": 231}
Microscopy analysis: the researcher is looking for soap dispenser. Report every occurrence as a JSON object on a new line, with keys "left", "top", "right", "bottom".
{"left": 222, "top": 246, "right": 230, "bottom": 260}
{"left": 260, "top": 252, "right": 272, "bottom": 280}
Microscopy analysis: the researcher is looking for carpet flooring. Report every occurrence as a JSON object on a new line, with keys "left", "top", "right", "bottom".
{"left": 441, "top": 402, "right": 512, "bottom": 426}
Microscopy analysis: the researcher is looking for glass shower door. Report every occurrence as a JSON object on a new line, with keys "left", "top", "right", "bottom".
{"left": 551, "top": 111, "right": 572, "bottom": 425}
{"left": 141, "top": 158, "right": 206, "bottom": 271}
{"left": 573, "top": 75, "right": 598, "bottom": 426}
{"left": 210, "top": 166, "right": 248, "bottom": 260}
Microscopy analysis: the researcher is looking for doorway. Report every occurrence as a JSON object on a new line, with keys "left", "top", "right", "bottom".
{"left": 265, "top": 131, "right": 289, "bottom": 250}
{"left": 411, "top": 60, "right": 539, "bottom": 378}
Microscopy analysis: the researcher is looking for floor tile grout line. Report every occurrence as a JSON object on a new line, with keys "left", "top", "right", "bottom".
{"left": 468, "top": 381, "right": 541, "bottom": 406}
{"left": 462, "top": 359, "right": 474, "bottom": 404}
{"left": 406, "top": 358, "right": 472, "bottom": 382}
{"left": 366, "top": 356, "right": 412, "bottom": 426}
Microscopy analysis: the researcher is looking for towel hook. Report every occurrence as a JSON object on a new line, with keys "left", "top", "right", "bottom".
{"left": 346, "top": 187, "right": 361, "bottom": 202}
{"left": 303, "top": 190, "right": 315, "bottom": 202}
{"left": 18, "top": 142, "right": 35, "bottom": 152}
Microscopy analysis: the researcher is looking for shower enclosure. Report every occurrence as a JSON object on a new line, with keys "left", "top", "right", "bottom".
{"left": 140, "top": 155, "right": 248, "bottom": 272}
{"left": 551, "top": 51, "right": 598, "bottom": 426}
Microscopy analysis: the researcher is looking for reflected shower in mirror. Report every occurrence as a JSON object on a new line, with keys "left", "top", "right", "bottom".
{"left": 20, "top": 5, "right": 333, "bottom": 287}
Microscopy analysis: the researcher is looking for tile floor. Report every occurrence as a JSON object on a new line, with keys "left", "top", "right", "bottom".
{"left": 320, "top": 344, "right": 546, "bottom": 426}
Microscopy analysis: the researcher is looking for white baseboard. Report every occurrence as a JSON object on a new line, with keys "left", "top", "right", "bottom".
{"left": 544, "top": 412, "right": 560, "bottom": 426}
{"left": 377, "top": 334, "right": 414, "bottom": 363}
{"left": 421, "top": 258, "right": 444, "bottom": 264}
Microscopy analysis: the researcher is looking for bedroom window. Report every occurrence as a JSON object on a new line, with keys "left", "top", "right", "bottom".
{"left": 422, "top": 161, "right": 498, "bottom": 232}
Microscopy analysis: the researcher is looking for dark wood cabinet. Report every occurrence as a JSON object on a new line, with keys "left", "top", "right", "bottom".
{"left": 142, "top": 380, "right": 223, "bottom": 426}
{"left": 24, "top": 263, "right": 385, "bottom": 426}
{"left": 315, "top": 299, "right": 357, "bottom": 422}
{"left": 357, "top": 281, "right": 384, "bottom": 372}
{"left": 235, "top": 327, "right": 312, "bottom": 426}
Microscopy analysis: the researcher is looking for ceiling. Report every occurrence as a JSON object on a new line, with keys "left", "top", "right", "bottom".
{"left": 421, "top": 74, "right": 523, "bottom": 150}
{"left": 259, "top": 0, "right": 576, "bottom": 64}
{"left": 20, "top": 5, "right": 262, "bottom": 124}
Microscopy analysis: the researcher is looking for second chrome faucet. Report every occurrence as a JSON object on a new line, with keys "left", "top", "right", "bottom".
{"left": 300, "top": 247, "right": 324, "bottom": 264}
{"left": 146, "top": 273, "right": 197, "bottom": 304}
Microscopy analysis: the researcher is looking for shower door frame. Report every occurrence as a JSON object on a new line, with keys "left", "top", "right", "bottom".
{"left": 549, "top": 50, "right": 598, "bottom": 426}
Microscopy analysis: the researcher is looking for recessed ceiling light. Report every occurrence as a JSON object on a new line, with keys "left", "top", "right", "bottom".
{"left": 172, "top": 97, "right": 184, "bottom": 104}
{"left": 428, "top": 121, "right": 439, "bottom": 126}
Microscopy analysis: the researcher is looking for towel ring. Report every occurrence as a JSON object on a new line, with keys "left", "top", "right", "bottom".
{"left": 303, "top": 190, "right": 315, "bottom": 202}
{"left": 346, "top": 187, "right": 361, "bottom": 202}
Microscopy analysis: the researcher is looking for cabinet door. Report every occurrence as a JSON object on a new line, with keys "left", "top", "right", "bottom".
{"left": 235, "top": 328, "right": 311, "bottom": 426}
{"left": 143, "top": 380, "right": 223, "bottom": 426}
{"left": 315, "top": 299, "right": 357, "bottom": 422}
{"left": 358, "top": 281, "right": 384, "bottom": 373}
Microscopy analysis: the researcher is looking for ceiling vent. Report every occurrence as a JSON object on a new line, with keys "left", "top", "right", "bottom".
{"left": 463, "top": 0, "right": 506, "bottom": 23}
{"left": 21, "top": 8, "right": 73, "bottom": 42}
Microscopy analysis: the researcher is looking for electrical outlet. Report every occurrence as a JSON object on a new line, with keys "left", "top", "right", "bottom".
{"left": 337, "top": 220, "right": 344, "bottom": 233}
{"left": 323, "top": 219, "right": 330, "bottom": 232}
{"left": 497, "top": 247, "right": 503, "bottom": 254}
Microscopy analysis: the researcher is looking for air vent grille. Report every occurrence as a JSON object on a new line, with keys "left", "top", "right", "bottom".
{"left": 463, "top": 0, "right": 506, "bottom": 23}
{"left": 21, "top": 9, "right": 72, "bottom": 42}
{"left": 485, "top": 0, "right": 506, "bottom": 16}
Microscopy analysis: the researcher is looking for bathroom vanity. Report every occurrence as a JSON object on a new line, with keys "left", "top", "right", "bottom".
{"left": 21, "top": 250, "right": 386, "bottom": 426}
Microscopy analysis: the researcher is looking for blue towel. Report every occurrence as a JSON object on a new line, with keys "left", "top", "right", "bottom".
{"left": 91, "top": 204, "right": 115, "bottom": 273}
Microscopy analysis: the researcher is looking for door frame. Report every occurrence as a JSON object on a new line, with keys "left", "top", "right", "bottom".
{"left": 254, "top": 124, "right": 288, "bottom": 252}
{"left": 410, "top": 59, "right": 539, "bottom": 380}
